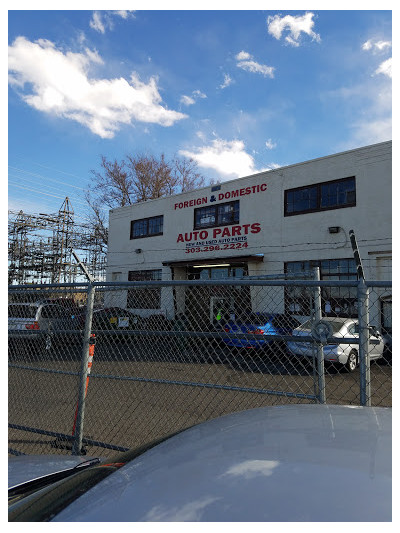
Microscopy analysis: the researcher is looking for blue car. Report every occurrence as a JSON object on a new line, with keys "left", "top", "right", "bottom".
{"left": 221, "top": 313, "right": 300, "bottom": 349}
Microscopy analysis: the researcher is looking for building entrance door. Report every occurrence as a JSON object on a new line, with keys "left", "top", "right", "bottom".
{"left": 210, "top": 296, "right": 235, "bottom": 326}
{"left": 184, "top": 264, "right": 251, "bottom": 330}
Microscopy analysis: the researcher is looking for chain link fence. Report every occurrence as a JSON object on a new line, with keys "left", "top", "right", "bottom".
{"left": 8, "top": 276, "right": 392, "bottom": 458}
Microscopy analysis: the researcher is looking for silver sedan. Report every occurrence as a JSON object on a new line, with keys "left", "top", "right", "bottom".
{"left": 287, "top": 317, "right": 384, "bottom": 371}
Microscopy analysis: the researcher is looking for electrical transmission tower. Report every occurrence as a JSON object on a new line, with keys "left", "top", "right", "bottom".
{"left": 8, "top": 197, "right": 107, "bottom": 284}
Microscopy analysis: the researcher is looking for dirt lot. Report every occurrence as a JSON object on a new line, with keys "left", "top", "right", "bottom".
{"left": 8, "top": 340, "right": 392, "bottom": 458}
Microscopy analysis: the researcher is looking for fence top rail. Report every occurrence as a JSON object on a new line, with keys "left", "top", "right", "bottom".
{"left": 9, "top": 279, "right": 391, "bottom": 290}
{"left": 8, "top": 283, "right": 92, "bottom": 290}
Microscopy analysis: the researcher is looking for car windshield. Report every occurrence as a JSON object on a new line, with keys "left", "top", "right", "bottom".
{"left": 8, "top": 305, "right": 37, "bottom": 318}
{"left": 270, "top": 315, "right": 301, "bottom": 328}
{"left": 298, "top": 319, "right": 350, "bottom": 333}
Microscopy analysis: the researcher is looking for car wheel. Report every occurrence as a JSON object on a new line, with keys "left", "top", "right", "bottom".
{"left": 346, "top": 350, "right": 358, "bottom": 372}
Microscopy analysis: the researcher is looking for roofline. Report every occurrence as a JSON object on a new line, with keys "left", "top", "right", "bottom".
{"left": 110, "top": 140, "right": 392, "bottom": 214}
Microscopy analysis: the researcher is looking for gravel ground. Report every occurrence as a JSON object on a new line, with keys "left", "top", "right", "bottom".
{"left": 8, "top": 340, "right": 392, "bottom": 458}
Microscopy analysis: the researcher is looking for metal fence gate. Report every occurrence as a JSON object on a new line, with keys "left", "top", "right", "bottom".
{"left": 8, "top": 276, "right": 392, "bottom": 458}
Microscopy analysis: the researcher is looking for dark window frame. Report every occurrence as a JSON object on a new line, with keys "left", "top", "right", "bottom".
{"left": 284, "top": 176, "right": 356, "bottom": 216}
{"left": 130, "top": 215, "right": 164, "bottom": 240}
{"left": 194, "top": 200, "right": 240, "bottom": 230}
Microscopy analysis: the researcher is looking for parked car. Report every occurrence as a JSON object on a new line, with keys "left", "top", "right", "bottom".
{"left": 8, "top": 302, "right": 76, "bottom": 347}
{"left": 8, "top": 405, "right": 391, "bottom": 521}
{"left": 74, "top": 307, "right": 140, "bottom": 329}
{"left": 221, "top": 313, "right": 301, "bottom": 349}
{"left": 287, "top": 317, "right": 384, "bottom": 372}
{"left": 73, "top": 308, "right": 143, "bottom": 343}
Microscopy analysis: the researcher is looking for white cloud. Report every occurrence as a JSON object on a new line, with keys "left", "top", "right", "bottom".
{"left": 349, "top": 117, "right": 392, "bottom": 147}
{"left": 235, "top": 51, "right": 274, "bottom": 78}
{"left": 219, "top": 73, "right": 233, "bottom": 89}
{"left": 193, "top": 89, "right": 206, "bottom": 99}
{"left": 89, "top": 11, "right": 106, "bottom": 33}
{"left": 180, "top": 95, "right": 195, "bottom": 106}
{"left": 114, "top": 11, "right": 133, "bottom": 20}
{"left": 267, "top": 12, "right": 321, "bottom": 47}
{"left": 265, "top": 138, "right": 277, "bottom": 149}
{"left": 362, "top": 39, "right": 392, "bottom": 52}
{"left": 180, "top": 89, "right": 207, "bottom": 106}
{"left": 375, "top": 58, "right": 392, "bottom": 78}
{"left": 89, "top": 10, "right": 135, "bottom": 34}
{"left": 236, "top": 51, "right": 251, "bottom": 61}
{"left": 179, "top": 138, "right": 272, "bottom": 180}
{"left": 361, "top": 38, "right": 391, "bottom": 79}
{"left": 328, "top": 80, "right": 391, "bottom": 148}
{"left": 362, "top": 40, "right": 372, "bottom": 51}
{"left": 8, "top": 36, "right": 187, "bottom": 139}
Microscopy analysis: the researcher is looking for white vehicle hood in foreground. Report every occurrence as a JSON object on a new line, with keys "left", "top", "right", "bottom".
{"left": 49, "top": 405, "right": 391, "bottom": 522}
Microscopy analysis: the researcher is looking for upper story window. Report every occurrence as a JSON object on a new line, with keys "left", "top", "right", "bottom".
{"left": 130, "top": 215, "right": 163, "bottom": 239}
{"left": 194, "top": 200, "right": 239, "bottom": 229}
{"left": 284, "top": 176, "right": 356, "bottom": 216}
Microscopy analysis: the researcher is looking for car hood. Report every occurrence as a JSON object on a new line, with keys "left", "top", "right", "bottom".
{"left": 44, "top": 404, "right": 393, "bottom": 522}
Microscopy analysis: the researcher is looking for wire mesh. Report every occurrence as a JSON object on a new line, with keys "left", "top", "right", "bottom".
{"left": 8, "top": 279, "right": 391, "bottom": 458}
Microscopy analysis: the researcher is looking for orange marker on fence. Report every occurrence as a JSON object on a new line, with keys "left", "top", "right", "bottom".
{"left": 72, "top": 334, "right": 96, "bottom": 437}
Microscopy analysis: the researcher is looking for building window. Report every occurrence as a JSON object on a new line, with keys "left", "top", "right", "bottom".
{"left": 127, "top": 270, "right": 162, "bottom": 309}
{"left": 284, "top": 259, "right": 358, "bottom": 316}
{"left": 194, "top": 200, "right": 239, "bottom": 229}
{"left": 284, "top": 177, "right": 356, "bottom": 216}
{"left": 187, "top": 264, "right": 248, "bottom": 280}
{"left": 130, "top": 215, "right": 163, "bottom": 239}
{"left": 381, "top": 298, "right": 392, "bottom": 335}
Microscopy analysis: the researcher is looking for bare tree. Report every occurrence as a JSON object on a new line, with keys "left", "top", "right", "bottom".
{"left": 125, "top": 153, "right": 173, "bottom": 202}
{"left": 86, "top": 153, "right": 207, "bottom": 247}
{"left": 89, "top": 156, "right": 133, "bottom": 208}
{"left": 85, "top": 191, "right": 109, "bottom": 247}
{"left": 88, "top": 152, "right": 206, "bottom": 207}
{"left": 170, "top": 155, "right": 205, "bottom": 194}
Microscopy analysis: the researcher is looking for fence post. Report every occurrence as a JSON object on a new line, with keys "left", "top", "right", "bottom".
{"left": 72, "top": 283, "right": 96, "bottom": 455}
{"left": 358, "top": 279, "right": 371, "bottom": 406}
{"left": 313, "top": 267, "right": 326, "bottom": 404}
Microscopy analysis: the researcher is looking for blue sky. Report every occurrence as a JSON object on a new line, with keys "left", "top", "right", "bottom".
{"left": 8, "top": 6, "right": 392, "bottom": 224}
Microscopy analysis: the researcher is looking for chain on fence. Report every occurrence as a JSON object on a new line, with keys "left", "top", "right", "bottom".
{"left": 8, "top": 277, "right": 391, "bottom": 458}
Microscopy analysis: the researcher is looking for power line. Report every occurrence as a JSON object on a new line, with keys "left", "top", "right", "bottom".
{"left": 9, "top": 166, "right": 87, "bottom": 190}
{"left": 9, "top": 178, "right": 88, "bottom": 208}
{"left": 10, "top": 153, "right": 90, "bottom": 181}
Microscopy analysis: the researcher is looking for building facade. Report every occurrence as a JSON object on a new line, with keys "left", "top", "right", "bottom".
{"left": 107, "top": 141, "right": 392, "bottom": 328}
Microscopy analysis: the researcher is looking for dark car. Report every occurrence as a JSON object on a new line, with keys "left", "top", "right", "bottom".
{"left": 221, "top": 313, "right": 300, "bottom": 349}
{"left": 92, "top": 308, "right": 141, "bottom": 330}
{"left": 73, "top": 307, "right": 142, "bottom": 341}
{"left": 74, "top": 307, "right": 139, "bottom": 328}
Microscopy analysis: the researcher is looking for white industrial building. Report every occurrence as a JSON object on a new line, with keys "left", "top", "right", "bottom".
{"left": 106, "top": 140, "right": 392, "bottom": 329}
